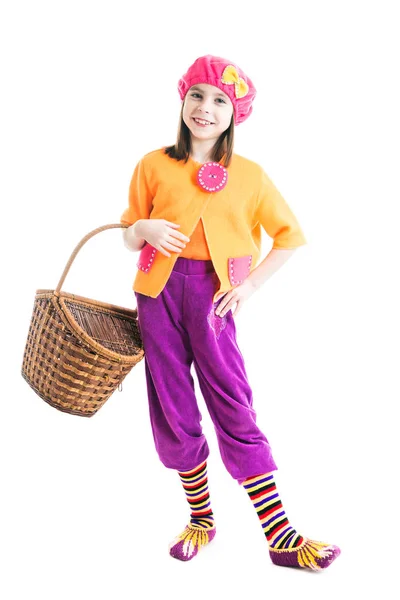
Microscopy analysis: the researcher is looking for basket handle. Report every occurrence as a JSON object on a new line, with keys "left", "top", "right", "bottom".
{"left": 54, "top": 223, "right": 129, "bottom": 294}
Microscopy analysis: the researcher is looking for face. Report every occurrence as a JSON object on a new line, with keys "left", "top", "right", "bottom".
{"left": 182, "top": 83, "right": 234, "bottom": 142}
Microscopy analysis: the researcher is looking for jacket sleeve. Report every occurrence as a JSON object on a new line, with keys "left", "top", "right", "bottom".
{"left": 120, "top": 158, "right": 153, "bottom": 225}
{"left": 254, "top": 169, "right": 307, "bottom": 249}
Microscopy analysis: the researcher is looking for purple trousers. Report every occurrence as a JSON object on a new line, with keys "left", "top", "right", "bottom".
{"left": 134, "top": 257, "right": 278, "bottom": 484}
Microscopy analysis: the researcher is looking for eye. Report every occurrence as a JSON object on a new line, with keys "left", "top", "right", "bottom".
{"left": 190, "top": 93, "right": 226, "bottom": 104}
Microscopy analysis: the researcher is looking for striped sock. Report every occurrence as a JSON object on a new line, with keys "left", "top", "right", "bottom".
{"left": 242, "top": 472, "right": 341, "bottom": 570}
{"left": 178, "top": 459, "right": 215, "bottom": 529}
{"left": 169, "top": 460, "right": 216, "bottom": 561}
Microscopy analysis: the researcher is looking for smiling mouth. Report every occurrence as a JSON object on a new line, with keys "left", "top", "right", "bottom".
{"left": 193, "top": 117, "right": 215, "bottom": 126}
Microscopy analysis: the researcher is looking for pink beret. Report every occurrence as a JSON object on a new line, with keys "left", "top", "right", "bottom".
{"left": 178, "top": 54, "right": 257, "bottom": 126}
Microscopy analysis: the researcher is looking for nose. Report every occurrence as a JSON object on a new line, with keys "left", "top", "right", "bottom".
{"left": 197, "top": 96, "right": 213, "bottom": 114}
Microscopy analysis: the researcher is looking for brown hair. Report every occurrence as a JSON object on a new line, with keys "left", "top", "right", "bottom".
{"left": 163, "top": 102, "right": 234, "bottom": 167}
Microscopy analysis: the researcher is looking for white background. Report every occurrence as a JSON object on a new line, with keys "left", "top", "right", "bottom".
{"left": 1, "top": 1, "right": 399, "bottom": 598}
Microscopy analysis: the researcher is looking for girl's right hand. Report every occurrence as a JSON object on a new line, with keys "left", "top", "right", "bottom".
{"left": 136, "top": 219, "right": 190, "bottom": 257}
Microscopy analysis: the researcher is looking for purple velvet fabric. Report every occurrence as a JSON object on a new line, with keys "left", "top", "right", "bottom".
{"left": 135, "top": 257, "right": 277, "bottom": 483}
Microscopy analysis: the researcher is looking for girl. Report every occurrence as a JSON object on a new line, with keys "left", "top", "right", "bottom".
{"left": 120, "top": 54, "right": 340, "bottom": 571}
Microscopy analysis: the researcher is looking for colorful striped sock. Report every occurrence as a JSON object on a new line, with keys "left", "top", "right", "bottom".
{"left": 169, "top": 460, "right": 216, "bottom": 561}
{"left": 178, "top": 459, "right": 215, "bottom": 529}
{"left": 242, "top": 472, "right": 341, "bottom": 570}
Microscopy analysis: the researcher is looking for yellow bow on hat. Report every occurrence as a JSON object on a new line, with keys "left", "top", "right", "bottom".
{"left": 221, "top": 65, "right": 249, "bottom": 99}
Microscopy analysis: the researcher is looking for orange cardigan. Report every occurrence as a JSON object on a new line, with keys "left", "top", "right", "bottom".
{"left": 120, "top": 148, "right": 307, "bottom": 303}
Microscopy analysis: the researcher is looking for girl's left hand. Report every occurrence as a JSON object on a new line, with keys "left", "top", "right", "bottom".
{"left": 215, "top": 279, "right": 257, "bottom": 318}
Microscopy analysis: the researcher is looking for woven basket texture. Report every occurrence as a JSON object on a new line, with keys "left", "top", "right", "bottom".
{"left": 21, "top": 224, "right": 144, "bottom": 417}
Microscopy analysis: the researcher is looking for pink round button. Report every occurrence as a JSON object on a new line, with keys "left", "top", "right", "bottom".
{"left": 197, "top": 162, "right": 228, "bottom": 192}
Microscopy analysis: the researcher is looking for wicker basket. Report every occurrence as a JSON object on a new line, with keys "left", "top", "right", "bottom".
{"left": 21, "top": 224, "right": 144, "bottom": 417}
